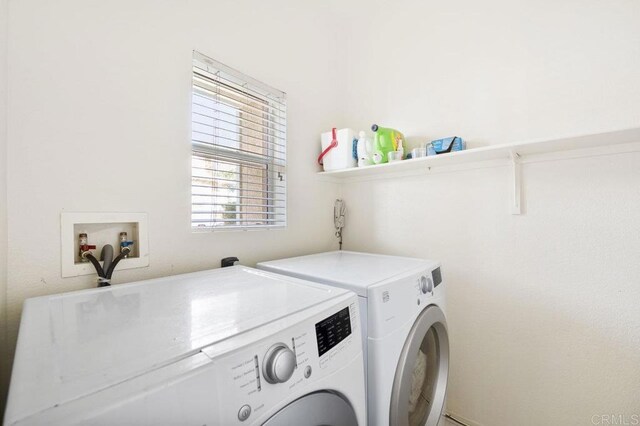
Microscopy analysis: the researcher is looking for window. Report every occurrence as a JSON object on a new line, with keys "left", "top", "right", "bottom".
{"left": 191, "top": 51, "right": 287, "bottom": 230}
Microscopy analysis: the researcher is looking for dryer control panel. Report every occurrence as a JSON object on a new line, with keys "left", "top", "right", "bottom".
{"left": 212, "top": 297, "right": 361, "bottom": 425}
{"left": 367, "top": 265, "right": 444, "bottom": 339}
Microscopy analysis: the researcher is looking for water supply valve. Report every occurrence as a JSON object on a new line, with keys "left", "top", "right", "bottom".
{"left": 78, "top": 233, "right": 96, "bottom": 262}
{"left": 119, "top": 232, "right": 135, "bottom": 258}
{"left": 80, "top": 244, "right": 97, "bottom": 254}
{"left": 120, "top": 241, "right": 134, "bottom": 254}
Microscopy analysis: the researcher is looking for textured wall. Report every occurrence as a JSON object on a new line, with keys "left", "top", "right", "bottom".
{"left": 2, "top": 0, "right": 345, "bottom": 412}
{"left": 342, "top": 0, "right": 640, "bottom": 147}
{"left": 342, "top": 152, "right": 640, "bottom": 425}
{"left": 339, "top": 0, "right": 640, "bottom": 424}
{"left": 0, "top": 0, "right": 9, "bottom": 412}
{"left": 4, "top": 0, "right": 640, "bottom": 423}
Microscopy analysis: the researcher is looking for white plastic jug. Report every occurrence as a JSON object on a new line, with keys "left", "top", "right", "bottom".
{"left": 318, "top": 128, "right": 357, "bottom": 172}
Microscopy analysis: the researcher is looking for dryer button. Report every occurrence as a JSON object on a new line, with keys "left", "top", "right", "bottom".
{"left": 238, "top": 404, "right": 251, "bottom": 422}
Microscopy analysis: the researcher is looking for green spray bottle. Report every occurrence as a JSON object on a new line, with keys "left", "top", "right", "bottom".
{"left": 370, "top": 124, "right": 405, "bottom": 164}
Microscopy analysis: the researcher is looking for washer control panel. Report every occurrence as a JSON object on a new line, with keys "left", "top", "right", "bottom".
{"left": 213, "top": 299, "right": 360, "bottom": 424}
{"left": 315, "top": 306, "right": 352, "bottom": 357}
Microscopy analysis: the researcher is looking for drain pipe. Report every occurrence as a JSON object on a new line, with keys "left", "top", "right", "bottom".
{"left": 100, "top": 244, "right": 114, "bottom": 277}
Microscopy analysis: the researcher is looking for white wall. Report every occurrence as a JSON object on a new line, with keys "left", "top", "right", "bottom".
{"left": 4, "top": 0, "right": 640, "bottom": 423}
{"left": 2, "top": 0, "right": 345, "bottom": 410}
{"left": 340, "top": 0, "right": 640, "bottom": 425}
{"left": 0, "top": 0, "right": 9, "bottom": 412}
{"left": 342, "top": 155, "right": 640, "bottom": 425}
{"left": 343, "top": 0, "right": 640, "bottom": 146}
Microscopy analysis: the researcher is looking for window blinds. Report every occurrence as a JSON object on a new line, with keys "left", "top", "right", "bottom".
{"left": 191, "top": 51, "right": 287, "bottom": 230}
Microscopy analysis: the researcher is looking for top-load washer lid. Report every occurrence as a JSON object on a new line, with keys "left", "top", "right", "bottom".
{"left": 257, "top": 251, "right": 437, "bottom": 297}
{"left": 6, "top": 266, "right": 346, "bottom": 424}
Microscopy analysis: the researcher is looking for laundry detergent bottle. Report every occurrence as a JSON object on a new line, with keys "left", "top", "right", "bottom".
{"left": 371, "top": 124, "right": 405, "bottom": 164}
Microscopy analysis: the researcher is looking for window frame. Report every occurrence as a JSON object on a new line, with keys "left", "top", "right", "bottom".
{"left": 190, "top": 51, "right": 287, "bottom": 232}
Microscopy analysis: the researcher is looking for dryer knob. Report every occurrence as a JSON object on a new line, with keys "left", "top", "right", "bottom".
{"left": 420, "top": 276, "right": 433, "bottom": 294}
{"left": 420, "top": 276, "right": 428, "bottom": 293}
{"left": 263, "top": 344, "right": 296, "bottom": 384}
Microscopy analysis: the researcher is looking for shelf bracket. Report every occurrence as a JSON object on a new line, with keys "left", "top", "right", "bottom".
{"left": 510, "top": 151, "right": 522, "bottom": 215}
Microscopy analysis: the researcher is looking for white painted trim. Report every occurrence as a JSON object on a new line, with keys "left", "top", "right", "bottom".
{"left": 444, "top": 412, "right": 484, "bottom": 426}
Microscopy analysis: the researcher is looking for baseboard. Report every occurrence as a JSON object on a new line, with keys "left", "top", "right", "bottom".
{"left": 444, "top": 412, "right": 484, "bottom": 426}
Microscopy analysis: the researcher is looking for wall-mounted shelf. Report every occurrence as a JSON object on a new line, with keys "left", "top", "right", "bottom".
{"left": 318, "top": 127, "right": 640, "bottom": 214}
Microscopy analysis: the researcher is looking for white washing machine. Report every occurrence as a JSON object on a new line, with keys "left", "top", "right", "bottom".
{"left": 4, "top": 266, "right": 366, "bottom": 425}
{"left": 258, "top": 251, "right": 449, "bottom": 426}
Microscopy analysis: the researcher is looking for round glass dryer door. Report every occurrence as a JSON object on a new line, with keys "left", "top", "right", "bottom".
{"left": 390, "top": 305, "right": 449, "bottom": 426}
{"left": 262, "top": 391, "right": 358, "bottom": 426}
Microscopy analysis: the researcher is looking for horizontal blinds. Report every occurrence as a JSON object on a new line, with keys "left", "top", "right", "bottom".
{"left": 192, "top": 52, "right": 287, "bottom": 230}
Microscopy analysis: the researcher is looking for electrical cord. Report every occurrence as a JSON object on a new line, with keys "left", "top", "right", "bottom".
{"left": 334, "top": 199, "right": 345, "bottom": 250}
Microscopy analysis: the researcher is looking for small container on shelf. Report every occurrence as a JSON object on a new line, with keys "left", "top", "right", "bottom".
{"left": 318, "top": 128, "right": 357, "bottom": 171}
{"left": 427, "top": 136, "right": 466, "bottom": 156}
{"left": 387, "top": 151, "right": 404, "bottom": 162}
{"left": 411, "top": 148, "right": 427, "bottom": 158}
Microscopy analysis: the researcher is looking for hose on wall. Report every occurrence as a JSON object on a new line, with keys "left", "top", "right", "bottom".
{"left": 82, "top": 245, "right": 131, "bottom": 287}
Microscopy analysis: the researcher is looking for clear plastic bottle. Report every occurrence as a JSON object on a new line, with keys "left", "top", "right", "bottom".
{"left": 356, "top": 131, "right": 373, "bottom": 167}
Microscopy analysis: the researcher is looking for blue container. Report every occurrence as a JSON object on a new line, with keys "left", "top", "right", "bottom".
{"left": 427, "top": 136, "right": 465, "bottom": 156}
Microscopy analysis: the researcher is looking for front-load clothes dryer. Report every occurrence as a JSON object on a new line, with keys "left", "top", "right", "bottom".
{"left": 5, "top": 266, "right": 366, "bottom": 426}
{"left": 258, "top": 251, "right": 448, "bottom": 426}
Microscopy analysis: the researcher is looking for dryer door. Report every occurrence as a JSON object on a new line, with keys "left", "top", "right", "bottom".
{"left": 389, "top": 305, "right": 449, "bottom": 426}
{"left": 262, "top": 391, "right": 358, "bottom": 426}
